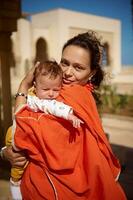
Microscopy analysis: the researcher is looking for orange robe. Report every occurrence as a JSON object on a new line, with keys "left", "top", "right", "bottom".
{"left": 13, "top": 84, "right": 127, "bottom": 200}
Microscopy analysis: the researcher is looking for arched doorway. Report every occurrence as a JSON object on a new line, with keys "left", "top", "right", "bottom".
{"left": 34, "top": 37, "right": 49, "bottom": 63}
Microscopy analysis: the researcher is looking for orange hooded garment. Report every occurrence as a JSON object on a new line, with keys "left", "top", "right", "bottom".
{"left": 13, "top": 84, "right": 127, "bottom": 200}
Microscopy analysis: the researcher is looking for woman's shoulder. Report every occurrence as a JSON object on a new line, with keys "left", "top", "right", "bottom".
{"left": 61, "top": 84, "right": 93, "bottom": 97}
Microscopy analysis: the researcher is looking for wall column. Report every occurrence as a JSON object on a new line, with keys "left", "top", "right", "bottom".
{"left": 0, "top": 0, "right": 21, "bottom": 143}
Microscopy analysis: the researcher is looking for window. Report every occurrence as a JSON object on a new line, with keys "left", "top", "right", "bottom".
{"left": 102, "top": 42, "right": 110, "bottom": 66}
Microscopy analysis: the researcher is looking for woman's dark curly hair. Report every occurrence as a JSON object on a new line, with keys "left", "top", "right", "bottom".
{"left": 62, "top": 30, "right": 104, "bottom": 89}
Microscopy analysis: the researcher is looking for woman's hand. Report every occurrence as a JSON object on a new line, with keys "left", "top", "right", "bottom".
{"left": 3, "top": 146, "right": 27, "bottom": 168}
{"left": 14, "top": 62, "right": 40, "bottom": 110}
{"left": 22, "top": 61, "right": 40, "bottom": 90}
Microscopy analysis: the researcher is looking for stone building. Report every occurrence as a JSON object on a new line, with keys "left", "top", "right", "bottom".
{"left": 10, "top": 8, "right": 133, "bottom": 95}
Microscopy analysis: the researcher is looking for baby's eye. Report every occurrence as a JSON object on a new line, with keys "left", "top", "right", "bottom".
{"left": 43, "top": 89, "right": 49, "bottom": 91}
{"left": 53, "top": 89, "right": 60, "bottom": 91}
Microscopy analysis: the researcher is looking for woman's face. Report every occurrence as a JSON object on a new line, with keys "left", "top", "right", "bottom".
{"left": 60, "top": 45, "right": 93, "bottom": 85}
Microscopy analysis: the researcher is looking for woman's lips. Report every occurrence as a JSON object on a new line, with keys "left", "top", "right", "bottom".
{"left": 63, "top": 78, "right": 73, "bottom": 84}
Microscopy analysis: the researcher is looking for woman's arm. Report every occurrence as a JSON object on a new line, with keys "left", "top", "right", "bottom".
{"left": 14, "top": 62, "right": 40, "bottom": 111}
{"left": 2, "top": 63, "right": 40, "bottom": 167}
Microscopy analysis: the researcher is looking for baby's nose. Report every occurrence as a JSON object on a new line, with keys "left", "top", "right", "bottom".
{"left": 48, "top": 90, "right": 54, "bottom": 97}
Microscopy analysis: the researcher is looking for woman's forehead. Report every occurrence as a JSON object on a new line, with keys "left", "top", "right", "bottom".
{"left": 62, "top": 45, "right": 91, "bottom": 66}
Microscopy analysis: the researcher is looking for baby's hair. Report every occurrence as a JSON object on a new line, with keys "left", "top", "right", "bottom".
{"left": 34, "top": 60, "right": 63, "bottom": 81}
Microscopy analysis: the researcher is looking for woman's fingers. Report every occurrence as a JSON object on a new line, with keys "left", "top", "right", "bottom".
{"left": 29, "top": 61, "right": 40, "bottom": 75}
{"left": 29, "top": 61, "right": 40, "bottom": 76}
{"left": 3, "top": 146, "right": 27, "bottom": 167}
{"left": 22, "top": 61, "right": 40, "bottom": 88}
{"left": 35, "top": 61, "right": 40, "bottom": 68}
{"left": 10, "top": 156, "right": 27, "bottom": 167}
{"left": 12, "top": 158, "right": 27, "bottom": 168}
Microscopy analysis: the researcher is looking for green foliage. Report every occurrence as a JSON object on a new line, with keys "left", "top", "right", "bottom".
{"left": 99, "top": 84, "right": 133, "bottom": 117}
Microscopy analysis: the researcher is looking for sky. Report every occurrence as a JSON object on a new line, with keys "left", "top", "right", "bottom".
{"left": 22, "top": 0, "right": 133, "bottom": 66}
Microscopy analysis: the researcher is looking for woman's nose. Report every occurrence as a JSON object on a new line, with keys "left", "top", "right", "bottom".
{"left": 64, "top": 66, "right": 73, "bottom": 77}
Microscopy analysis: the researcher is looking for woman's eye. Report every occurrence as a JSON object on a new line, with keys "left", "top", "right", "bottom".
{"left": 60, "top": 60, "right": 69, "bottom": 67}
{"left": 75, "top": 66, "right": 82, "bottom": 71}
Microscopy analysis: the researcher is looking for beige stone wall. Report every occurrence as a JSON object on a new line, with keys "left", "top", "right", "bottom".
{"left": 112, "top": 67, "right": 133, "bottom": 94}
{"left": 102, "top": 114, "right": 133, "bottom": 147}
{"left": 9, "top": 8, "right": 133, "bottom": 95}
{"left": 69, "top": 27, "right": 88, "bottom": 38}
{"left": 31, "top": 8, "right": 121, "bottom": 68}
{"left": 10, "top": 18, "right": 32, "bottom": 94}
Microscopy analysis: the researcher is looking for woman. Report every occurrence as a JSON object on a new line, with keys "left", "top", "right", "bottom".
{"left": 2, "top": 31, "right": 126, "bottom": 200}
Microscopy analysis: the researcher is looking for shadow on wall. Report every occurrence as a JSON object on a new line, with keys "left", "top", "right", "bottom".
{"left": 34, "top": 37, "right": 49, "bottom": 64}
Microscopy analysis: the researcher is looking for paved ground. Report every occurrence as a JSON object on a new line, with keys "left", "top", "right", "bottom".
{"left": 0, "top": 159, "right": 12, "bottom": 199}
{"left": 0, "top": 180, "right": 11, "bottom": 200}
{"left": 112, "top": 144, "right": 133, "bottom": 200}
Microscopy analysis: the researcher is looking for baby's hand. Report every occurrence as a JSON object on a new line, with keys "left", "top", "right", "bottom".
{"left": 68, "top": 113, "right": 84, "bottom": 128}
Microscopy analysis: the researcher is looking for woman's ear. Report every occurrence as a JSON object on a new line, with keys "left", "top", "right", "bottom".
{"left": 89, "top": 70, "right": 96, "bottom": 80}
{"left": 33, "top": 81, "right": 36, "bottom": 88}
{"left": 92, "top": 69, "right": 97, "bottom": 77}
{"left": 33, "top": 81, "right": 37, "bottom": 94}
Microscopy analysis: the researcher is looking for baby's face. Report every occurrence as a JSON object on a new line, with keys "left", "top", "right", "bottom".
{"left": 35, "top": 75, "right": 62, "bottom": 99}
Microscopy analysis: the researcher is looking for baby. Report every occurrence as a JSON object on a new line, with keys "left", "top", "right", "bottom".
{"left": 10, "top": 60, "right": 83, "bottom": 200}
{"left": 28, "top": 60, "right": 83, "bottom": 128}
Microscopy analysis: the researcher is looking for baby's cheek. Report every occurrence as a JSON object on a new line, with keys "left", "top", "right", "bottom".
{"left": 55, "top": 92, "right": 60, "bottom": 98}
